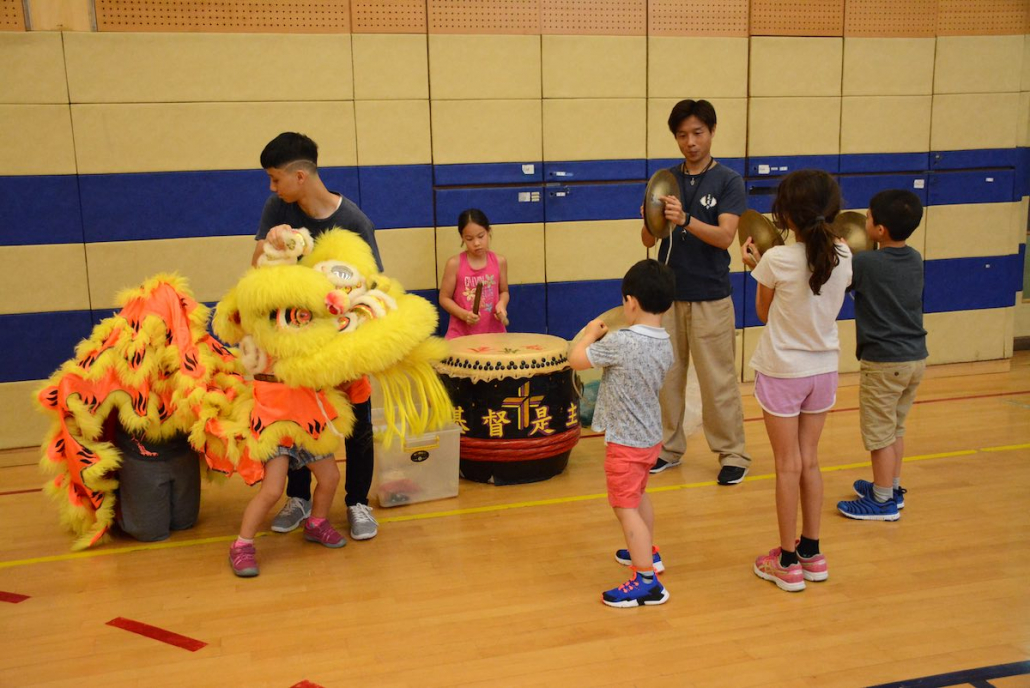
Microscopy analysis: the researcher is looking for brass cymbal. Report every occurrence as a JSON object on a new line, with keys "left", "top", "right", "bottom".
{"left": 737, "top": 209, "right": 785, "bottom": 256}
{"left": 643, "top": 169, "right": 680, "bottom": 240}
{"left": 831, "top": 211, "right": 876, "bottom": 254}
{"left": 569, "top": 306, "right": 627, "bottom": 350}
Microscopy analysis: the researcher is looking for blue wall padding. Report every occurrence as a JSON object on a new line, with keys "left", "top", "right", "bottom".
{"left": 0, "top": 175, "right": 85, "bottom": 246}
{"left": 0, "top": 310, "right": 95, "bottom": 382}
{"left": 924, "top": 254, "right": 1022, "bottom": 313}
{"left": 929, "top": 169, "right": 1016, "bottom": 206}
{"left": 748, "top": 154, "right": 840, "bottom": 176}
{"left": 931, "top": 148, "right": 1020, "bottom": 171}
{"left": 647, "top": 157, "right": 746, "bottom": 177}
{"left": 543, "top": 181, "right": 645, "bottom": 222}
{"left": 78, "top": 167, "right": 360, "bottom": 243}
{"left": 435, "top": 186, "right": 544, "bottom": 226}
{"left": 546, "top": 279, "right": 623, "bottom": 340}
{"left": 838, "top": 173, "right": 929, "bottom": 211}
{"left": 543, "top": 159, "right": 646, "bottom": 183}
{"left": 839, "top": 153, "right": 930, "bottom": 174}
{"left": 434, "top": 162, "right": 543, "bottom": 186}
{"left": 358, "top": 164, "right": 434, "bottom": 230}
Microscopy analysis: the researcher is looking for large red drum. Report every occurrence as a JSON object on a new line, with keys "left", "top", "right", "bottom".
{"left": 435, "top": 333, "right": 580, "bottom": 485}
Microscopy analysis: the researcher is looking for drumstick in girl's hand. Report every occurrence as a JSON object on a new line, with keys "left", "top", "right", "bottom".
{"left": 472, "top": 282, "right": 483, "bottom": 315}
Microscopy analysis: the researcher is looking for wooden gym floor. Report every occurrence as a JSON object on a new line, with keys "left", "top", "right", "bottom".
{"left": 1, "top": 353, "right": 1028, "bottom": 688}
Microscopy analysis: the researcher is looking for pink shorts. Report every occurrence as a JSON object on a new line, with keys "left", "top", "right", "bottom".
{"left": 754, "top": 371, "right": 838, "bottom": 418}
{"left": 605, "top": 441, "right": 662, "bottom": 509}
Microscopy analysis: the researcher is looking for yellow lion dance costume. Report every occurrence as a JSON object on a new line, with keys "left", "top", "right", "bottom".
{"left": 37, "top": 228, "right": 452, "bottom": 549}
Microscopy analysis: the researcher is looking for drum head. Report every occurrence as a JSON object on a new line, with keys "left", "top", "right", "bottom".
{"left": 643, "top": 169, "right": 679, "bottom": 240}
{"left": 737, "top": 209, "right": 785, "bottom": 256}
{"left": 831, "top": 211, "right": 876, "bottom": 254}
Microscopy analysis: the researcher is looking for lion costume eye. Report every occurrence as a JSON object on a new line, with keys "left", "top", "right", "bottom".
{"left": 271, "top": 308, "right": 312, "bottom": 329}
{"left": 330, "top": 265, "right": 353, "bottom": 281}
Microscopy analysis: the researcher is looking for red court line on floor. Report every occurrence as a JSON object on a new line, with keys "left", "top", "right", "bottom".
{"left": 0, "top": 591, "right": 30, "bottom": 603}
{"left": 106, "top": 617, "right": 207, "bottom": 652}
{"left": 0, "top": 488, "right": 42, "bottom": 496}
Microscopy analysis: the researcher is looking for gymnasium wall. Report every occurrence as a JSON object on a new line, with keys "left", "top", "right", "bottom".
{"left": 0, "top": 0, "right": 1028, "bottom": 447}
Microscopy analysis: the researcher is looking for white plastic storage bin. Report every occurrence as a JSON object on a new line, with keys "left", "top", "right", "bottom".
{"left": 371, "top": 409, "right": 460, "bottom": 507}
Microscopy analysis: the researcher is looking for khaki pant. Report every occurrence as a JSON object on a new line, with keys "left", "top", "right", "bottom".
{"left": 660, "top": 297, "right": 751, "bottom": 468}
{"left": 859, "top": 359, "right": 926, "bottom": 452}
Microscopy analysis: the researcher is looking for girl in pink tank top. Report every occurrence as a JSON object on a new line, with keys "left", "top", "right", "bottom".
{"left": 439, "top": 209, "right": 509, "bottom": 339}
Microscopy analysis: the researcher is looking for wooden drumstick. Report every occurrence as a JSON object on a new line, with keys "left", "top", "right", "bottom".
{"left": 472, "top": 282, "right": 483, "bottom": 315}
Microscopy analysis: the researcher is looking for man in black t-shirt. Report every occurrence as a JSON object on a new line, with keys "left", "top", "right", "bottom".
{"left": 252, "top": 132, "right": 380, "bottom": 541}
{"left": 641, "top": 100, "right": 752, "bottom": 484}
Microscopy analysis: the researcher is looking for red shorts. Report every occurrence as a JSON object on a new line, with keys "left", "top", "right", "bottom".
{"left": 605, "top": 441, "right": 662, "bottom": 509}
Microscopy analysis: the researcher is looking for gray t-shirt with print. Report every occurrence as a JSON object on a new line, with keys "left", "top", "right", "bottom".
{"left": 586, "top": 325, "right": 673, "bottom": 448}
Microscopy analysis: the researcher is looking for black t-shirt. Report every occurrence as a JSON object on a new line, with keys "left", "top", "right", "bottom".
{"left": 852, "top": 246, "right": 928, "bottom": 362}
{"left": 656, "top": 162, "right": 746, "bottom": 301}
{"left": 256, "top": 194, "right": 384, "bottom": 271}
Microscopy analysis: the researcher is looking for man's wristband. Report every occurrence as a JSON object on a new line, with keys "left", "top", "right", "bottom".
{"left": 683, "top": 212, "right": 691, "bottom": 228}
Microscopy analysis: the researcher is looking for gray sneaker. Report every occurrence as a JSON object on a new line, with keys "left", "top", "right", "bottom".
{"left": 347, "top": 503, "right": 378, "bottom": 540}
{"left": 271, "top": 497, "right": 311, "bottom": 533}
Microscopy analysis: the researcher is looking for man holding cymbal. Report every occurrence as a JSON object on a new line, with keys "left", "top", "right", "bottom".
{"left": 641, "top": 99, "right": 752, "bottom": 484}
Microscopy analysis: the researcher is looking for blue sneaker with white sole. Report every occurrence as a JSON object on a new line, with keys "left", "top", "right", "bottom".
{"left": 837, "top": 494, "right": 900, "bottom": 521}
{"left": 853, "top": 479, "right": 906, "bottom": 509}
{"left": 614, "top": 545, "right": 665, "bottom": 573}
{"left": 602, "top": 571, "right": 669, "bottom": 608}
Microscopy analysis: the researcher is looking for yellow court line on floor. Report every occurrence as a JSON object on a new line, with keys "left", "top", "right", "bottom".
{"left": 2, "top": 442, "right": 1027, "bottom": 571}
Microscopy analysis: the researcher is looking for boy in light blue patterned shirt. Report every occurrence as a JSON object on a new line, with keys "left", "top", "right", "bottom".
{"left": 569, "top": 259, "right": 675, "bottom": 607}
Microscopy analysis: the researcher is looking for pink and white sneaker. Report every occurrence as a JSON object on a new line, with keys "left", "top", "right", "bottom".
{"left": 797, "top": 550, "right": 828, "bottom": 582}
{"left": 303, "top": 519, "right": 347, "bottom": 548}
{"left": 753, "top": 548, "right": 806, "bottom": 592}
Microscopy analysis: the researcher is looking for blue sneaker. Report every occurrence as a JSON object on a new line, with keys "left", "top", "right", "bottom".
{"left": 614, "top": 545, "right": 665, "bottom": 573}
{"left": 602, "top": 571, "right": 669, "bottom": 608}
{"left": 853, "top": 479, "right": 906, "bottom": 509}
{"left": 837, "top": 494, "right": 900, "bottom": 521}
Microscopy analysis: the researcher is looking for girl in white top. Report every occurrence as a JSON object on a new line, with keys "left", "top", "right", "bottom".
{"left": 741, "top": 170, "right": 852, "bottom": 593}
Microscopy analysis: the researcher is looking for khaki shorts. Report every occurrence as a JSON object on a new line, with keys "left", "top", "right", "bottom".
{"left": 858, "top": 359, "right": 926, "bottom": 452}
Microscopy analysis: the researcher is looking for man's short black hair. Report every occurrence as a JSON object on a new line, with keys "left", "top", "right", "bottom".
{"left": 668, "top": 99, "right": 718, "bottom": 134}
{"left": 622, "top": 259, "right": 675, "bottom": 315}
{"left": 869, "top": 189, "right": 923, "bottom": 241}
{"left": 260, "top": 132, "right": 319, "bottom": 170}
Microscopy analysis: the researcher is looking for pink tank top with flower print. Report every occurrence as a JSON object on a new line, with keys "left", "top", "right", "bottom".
{"left": 445, "top": 251, "right": 507, "bottom": 339}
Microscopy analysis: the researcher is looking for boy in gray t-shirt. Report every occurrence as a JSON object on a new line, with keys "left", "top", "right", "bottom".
{"left": 569, "top": 259, "right": 675, "bottom": 607}
{"left": 837, "top": 189, "right": 927, "bottom": 523}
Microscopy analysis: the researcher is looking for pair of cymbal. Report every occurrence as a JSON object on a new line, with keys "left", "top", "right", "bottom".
{"left": 643, "top": 170, "right": 680, "bottom": 240}
{"left": 737, "top": 210, "right": 876, "bottom": 256}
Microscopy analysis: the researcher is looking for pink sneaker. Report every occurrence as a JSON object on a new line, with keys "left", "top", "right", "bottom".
{"left": 303, "top": 520, "right": 347, "bottom": 548}
{"left": 798, "top": 550, "right": 828, "bottom": 582}
{"left": 754, "top": 548, "right": 805, "bottom": 592}
{"left": 229, "top": 541, "right": 259, "bottom": 577}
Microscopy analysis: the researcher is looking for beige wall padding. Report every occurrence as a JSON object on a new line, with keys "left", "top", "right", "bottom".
{"left": 352, "top": 34, "right": 430, "bottom": 100}
{"left": 749, "top": 37, "right": 843, "bottom": 97}
{"left": 842, "top": 37, "right": 935, "bottom": 96}
{"left": 648, "top": 97, "right": 747, "bottom": 159}
{"left": 355, "top": 99, "right": 431, "bottom": 166}
{"left": 64, "top": 33, "right": 353, "bottom": 103}
{"left": 543, "top": 98, "right": 645, "bottom": 162}
{"left": 0, "top": 381, "right": 50, "bottom": 450}
{"left": 0, "top": 105, "right": 76, "bottom": 176}
{"left": 544, "top": 220, "right": 647, "bottom": 282}
{"left": 428, "top": 34, "right": 541, "bottom": 100}
{"left": 430, "top": 99, "right": 542, "bottom": 165}
{"left": 934, "top": 35, "right": 1024, "bottom": 94}
{"left": 747, "top": 97, "right": 841, "bottom": 157}
{"left": 0, "top": 33, "right": 68, "bottom": 103}
{"left": 929, "top": 93, "right": 1021, "bottom": 151}
{"left": 377, "top": 226, "right": 437, "bottom": 291}
{"left": 542, "top": 35, "right": 645, "bottom": 98}
{"left": 925, "top": 308, "right": 1013, "bottom": 364}
{"left": 647, "top": 37, "right": 749, "bottom": 98}
{"left": 0, "top": 245, "right": 90, "bottom": 314}
{"left": 840, "top": 95, "right": 932, "bottom": 154}
{"left": 71, "top": 101, "right": 358, "bottom": 174}
{"left": 85, "top": 236, "right": 255, "bottom": 309}
{"left": 436, "top": 223, "right": 546, "bottom": 287}
{"left": 924, "top": 203, "right": 1023, "bottom": 261}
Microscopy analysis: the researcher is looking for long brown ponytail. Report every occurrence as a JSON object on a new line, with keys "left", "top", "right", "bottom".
{"left": 771, "top": 170, "right": 844, "bottom": 295}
